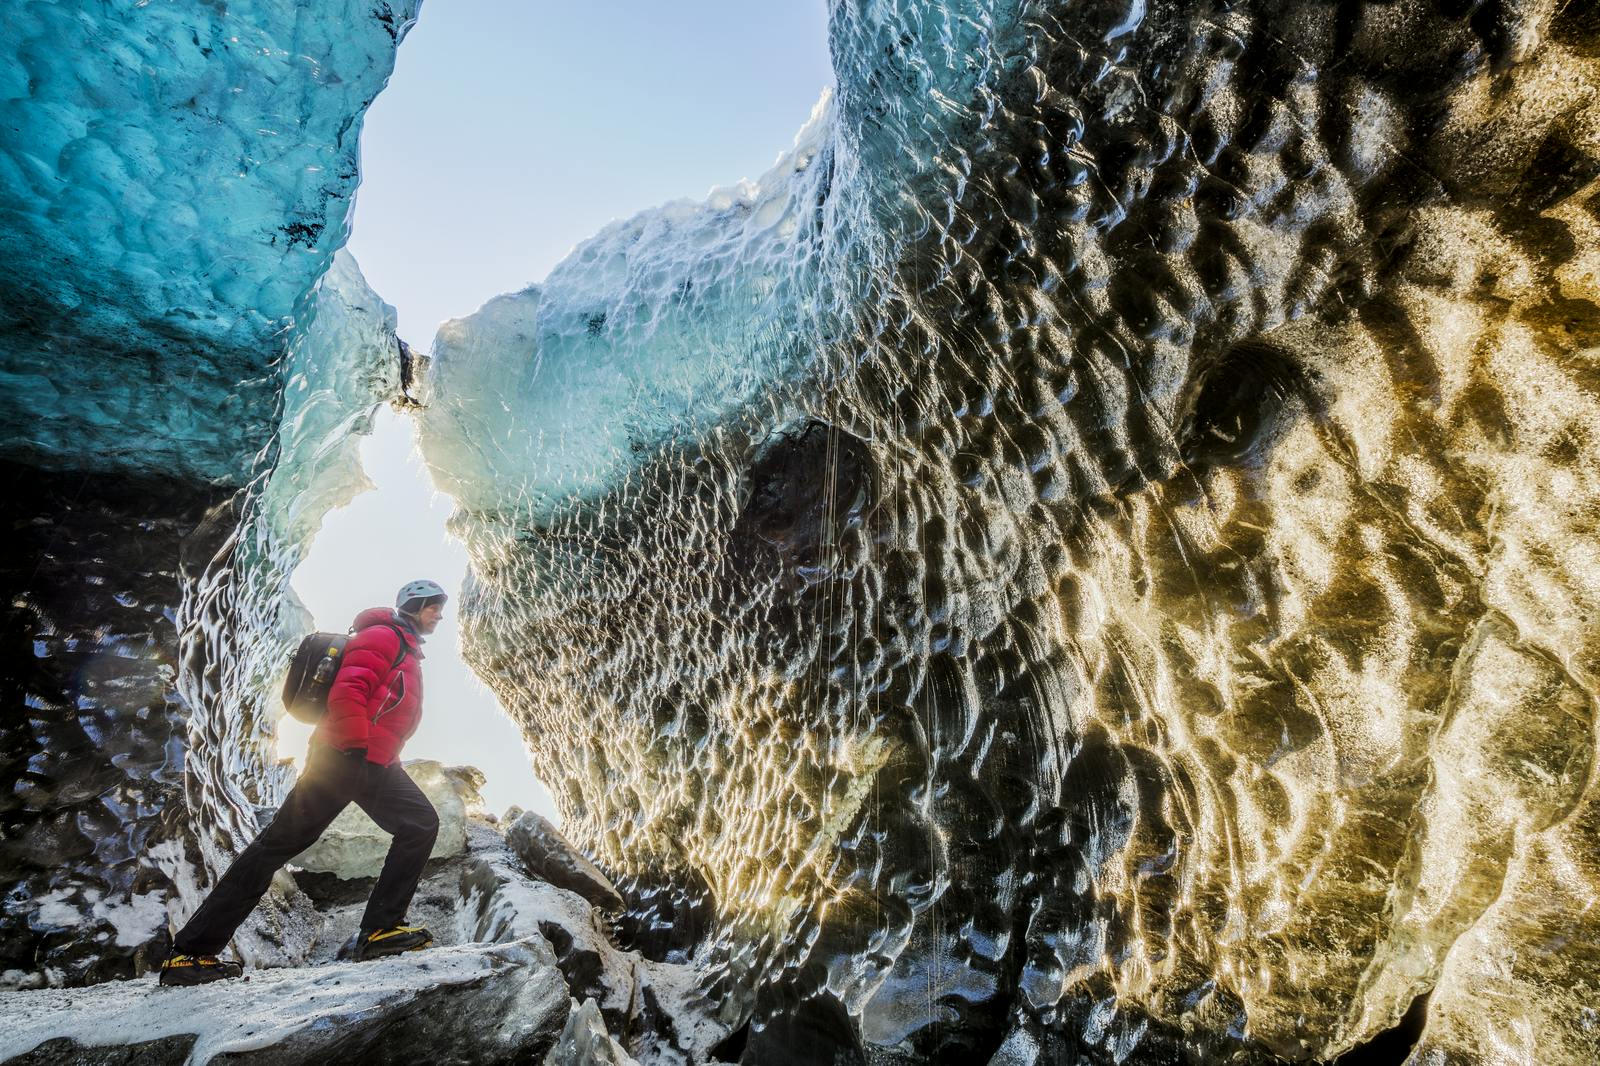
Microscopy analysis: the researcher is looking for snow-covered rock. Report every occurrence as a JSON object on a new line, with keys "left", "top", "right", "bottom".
{"left": 0, "top": 806, "right": 728, "bottom": 1064}
{"left": 291, "top": 761, "right": 485, "bottom": 879}
{"left": 459, "top": 842, "right": 730, "bottom": 1064}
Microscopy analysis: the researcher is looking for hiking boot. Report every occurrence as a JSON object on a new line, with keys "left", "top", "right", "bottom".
{"left": 356, "top": 925, "right": 434, "bottom": 960}
{"left": 158, "top": 953, "right": 243, "bottom": 986}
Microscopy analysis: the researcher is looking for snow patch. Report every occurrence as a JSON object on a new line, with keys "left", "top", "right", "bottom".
{"left": 0, "top": 939, "right": 554, "bottom": 1064}
{"left": 91, "top": 891, "right": 170, "bottom": 948}
{"left": 33, "top": 890, "right": 84, "bottom": 929}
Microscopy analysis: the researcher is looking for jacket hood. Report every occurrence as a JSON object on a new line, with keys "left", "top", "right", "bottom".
{"left": 350, "top": 607, "right": 424, "bottom": 651}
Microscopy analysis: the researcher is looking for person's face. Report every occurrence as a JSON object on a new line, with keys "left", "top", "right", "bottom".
{"left": 416, "top": 602, "right": 445, "bottom": 634}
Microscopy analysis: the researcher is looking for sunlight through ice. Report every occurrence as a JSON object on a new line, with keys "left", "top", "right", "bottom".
{"left": 278, "top": 406, "right": 559, "bottom": 824}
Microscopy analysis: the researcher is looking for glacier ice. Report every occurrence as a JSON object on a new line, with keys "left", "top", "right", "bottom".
{"left": 1, "top": 0, "right": 1599, "bottom": 1064}
{"left": 418, "top": 93, "right": 850, "bottom": 523}
{"left": 0, "top": 0, "right": 420, "bottom": 483}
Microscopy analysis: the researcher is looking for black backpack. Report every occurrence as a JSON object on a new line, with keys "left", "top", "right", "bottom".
{"left": 282, "top": 626, "right": 407, "bottom": 724}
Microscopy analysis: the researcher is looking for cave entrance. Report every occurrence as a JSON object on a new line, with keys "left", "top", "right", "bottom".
{"left": 341, "top": 0, "right": 835, "bottom": 341}
{"left": 273, "top": 3, "right": 832, "bottom": 820}
{"left": 276, "top": 405, "right": 559, "bottom": 822}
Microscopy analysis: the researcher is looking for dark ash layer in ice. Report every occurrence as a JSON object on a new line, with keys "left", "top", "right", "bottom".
{"left": 0, "top": 462, "right": 231, "bottom": 987}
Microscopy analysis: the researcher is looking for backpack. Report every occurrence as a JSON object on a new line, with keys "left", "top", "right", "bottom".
{"left": 282, "top": 626, "right": 408, "bottom": 724}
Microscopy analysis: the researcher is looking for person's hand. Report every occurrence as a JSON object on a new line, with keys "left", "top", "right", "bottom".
{"left": 339, "top": 747, "right": 377, "bottom": 787}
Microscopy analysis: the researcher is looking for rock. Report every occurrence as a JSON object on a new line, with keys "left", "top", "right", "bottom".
{"left": 6, "top": 1035, "right": 195, "bottom": 1065}
{"left": 503, "top": 811, "right": 625, "bottom": 913}
{"left": 0, "top": 777, "right": 727, "bottom": 1066}
{"left": 301, "top": 819, "right": 496, "bottom": 965}
{"left": 291, "top": 761, "right": 485, "bottom": 879}
{"left": 459, "top": 846, "right": 730, "bottom": 1064}
{"left": 543, "top": 997, "right": 640, "bottom": 1066}
{"left": 0, "top": 937, "right": 570, "bottom": 1065}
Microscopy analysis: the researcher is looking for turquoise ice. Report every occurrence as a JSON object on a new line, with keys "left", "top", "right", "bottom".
{"left": 0, "top": 0, "right": 420, "bottom": 483}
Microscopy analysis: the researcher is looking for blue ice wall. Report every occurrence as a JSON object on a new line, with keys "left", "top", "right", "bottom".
{"left": 0, "top": 0, "right": 420, "bottom": 484}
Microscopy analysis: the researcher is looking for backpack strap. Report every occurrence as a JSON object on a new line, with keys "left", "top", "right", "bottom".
{"left": 382, "top": 623, "right": 409, "bottom": 670}
{"left": 359, "top": 624, "right": 413, "bottom": 727}
{"left": 344, "top": 622, "right": 410, "bottom": 671}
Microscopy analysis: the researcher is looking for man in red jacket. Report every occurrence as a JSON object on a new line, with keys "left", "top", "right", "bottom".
{"left": 159, "top": 580, "right": 449, "bottom": 985}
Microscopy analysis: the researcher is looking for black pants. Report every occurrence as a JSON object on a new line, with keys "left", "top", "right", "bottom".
{"left": 174, "top": 742, "right": 440, "bottom": 956}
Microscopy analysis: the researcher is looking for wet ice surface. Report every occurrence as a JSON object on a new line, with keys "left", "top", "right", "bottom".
{"left": 0, "top": 462, "right": 230, "bottom": 988}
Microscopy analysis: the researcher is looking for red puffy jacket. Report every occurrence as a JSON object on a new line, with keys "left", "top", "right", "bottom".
{"left": 314, "top": 607, "right": 426, "bottom": 766}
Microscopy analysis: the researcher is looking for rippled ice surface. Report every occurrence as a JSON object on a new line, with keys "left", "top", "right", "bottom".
{"left": 2, "top": 0, "right": 1594, "bottom": 1058}
{"left": 0, "top": 0, "right": 420, "bottom": 484}
{"left": 418, "top": 1, "right": 1600, "bottom": 1062}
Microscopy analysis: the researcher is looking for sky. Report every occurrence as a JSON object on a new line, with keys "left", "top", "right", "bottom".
{"left": 282, "top": 1, "right": 835, "bottom": 821}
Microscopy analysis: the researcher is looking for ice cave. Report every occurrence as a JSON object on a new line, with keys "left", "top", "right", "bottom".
{"left": 3, "top": 0, "right": 1599, "bottom": 1063}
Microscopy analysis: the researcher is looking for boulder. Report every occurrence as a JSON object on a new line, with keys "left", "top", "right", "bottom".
{"left": 291, "top": 761, "right": 485, "bottom": 879}
{"left": 503, "top": 811, "right": 625, "bottom": 913}
{"left": 460, "top": 846, "right": 730, "bottom": 1063}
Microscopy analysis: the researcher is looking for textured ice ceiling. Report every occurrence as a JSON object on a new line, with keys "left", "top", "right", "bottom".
{"left": 3, "top": 0, "right": 1599, "bottom": 1063}
{"left": 0, "top": 0, "right": 415, "bottom": 483}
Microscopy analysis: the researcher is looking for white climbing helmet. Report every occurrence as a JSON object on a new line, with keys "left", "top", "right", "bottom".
{"left": 395, "top": 579, "right": 448, "bottom": 615}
